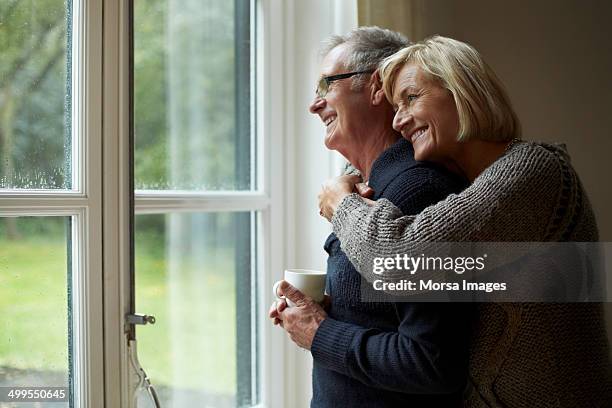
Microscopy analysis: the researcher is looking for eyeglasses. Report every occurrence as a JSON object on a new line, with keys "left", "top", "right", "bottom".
{"left": 315, "top": 70, "right": 374, "bottom": 98}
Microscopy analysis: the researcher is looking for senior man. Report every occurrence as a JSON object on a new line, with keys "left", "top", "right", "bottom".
{"left": 269, "top": 27, "right": 474, "bottom": 407}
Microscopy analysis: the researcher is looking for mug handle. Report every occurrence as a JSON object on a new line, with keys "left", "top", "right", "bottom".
{"left": 272, "top": 280, "right": 285, "bottom": 301}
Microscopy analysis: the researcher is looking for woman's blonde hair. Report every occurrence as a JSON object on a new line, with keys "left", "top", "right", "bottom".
{"left": 380, "top": 35, "right": 521, "bottom": 141}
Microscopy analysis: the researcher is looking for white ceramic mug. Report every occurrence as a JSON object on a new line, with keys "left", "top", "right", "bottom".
{"left": 273, "top": 269, "right": 326, "bottom": 307}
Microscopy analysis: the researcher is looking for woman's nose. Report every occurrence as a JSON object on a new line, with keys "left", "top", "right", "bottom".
{"left": 392, "top": 109, "right": 411, "bottom": 133}
{"left": 309, "top": 95, "right": 326, "bottom": 114}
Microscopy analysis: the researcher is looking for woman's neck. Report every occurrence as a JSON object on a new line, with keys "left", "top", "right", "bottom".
{"left": 453, "top": 139, "right": 511, "bottom": 182}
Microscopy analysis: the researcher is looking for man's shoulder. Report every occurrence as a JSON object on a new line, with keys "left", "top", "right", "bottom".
{"left": 382, "top": 162, "right": 467, "bottom": 198}
{"left": 379, "top": 163, "right": 467, "bottom": 215}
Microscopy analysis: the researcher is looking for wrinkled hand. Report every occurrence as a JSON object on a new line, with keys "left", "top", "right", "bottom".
{"left": 268, "top": 294, "right": 330, "bottom": 325}
{"left": 318, "top": 175, "right": 375, "bottom": 221}
{"left": 268, "top": 281, "right": 327, "bottom": 350}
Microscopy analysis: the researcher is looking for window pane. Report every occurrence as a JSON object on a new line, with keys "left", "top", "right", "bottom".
{"left": 0, "top": 217, "right": 70, "bottom": 405}
{"left": 0, "top": 1, "right": 72, "bottom": 189}
{"left": 135, "top": 212, "right": 256, "bottom": 407}
{"left": 134, "top": 0, "right": 253, "bottom": 191}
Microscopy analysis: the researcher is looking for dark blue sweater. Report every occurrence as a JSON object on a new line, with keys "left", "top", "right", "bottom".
{"left": 311, "top": 138, "right": 473, "bottom": 407}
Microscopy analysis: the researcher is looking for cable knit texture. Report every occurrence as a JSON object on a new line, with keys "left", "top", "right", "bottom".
{"left": 331, "top": 141, "right": 611, "bottom": 407}
{"left": 311, "top": 138, "right": 473, "bottom": 407}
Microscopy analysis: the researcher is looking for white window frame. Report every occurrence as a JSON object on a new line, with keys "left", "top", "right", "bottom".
{"left": 101, "top": 0, "right": 131, "bottom": 406}
{"left": 101, "top": 0, "right": 283, "bottom": 407}
{"left": 0, "top": 0, "right": 104, "bottom": 406}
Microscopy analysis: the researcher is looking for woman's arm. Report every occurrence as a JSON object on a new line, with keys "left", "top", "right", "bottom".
{"left": 328, "top": 143, "right": 564, "bottom": 281}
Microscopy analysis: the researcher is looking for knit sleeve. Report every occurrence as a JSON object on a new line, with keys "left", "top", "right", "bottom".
{"left": 331, "top": 143, "right": 563, "bottom": 281}
{"left": 311, "top": 303, "right": 474, "bottom": 393}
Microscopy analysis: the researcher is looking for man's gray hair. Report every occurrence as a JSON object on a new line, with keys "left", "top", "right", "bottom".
{"left": 321, "top": 26, "right": 410, "bottom": 89}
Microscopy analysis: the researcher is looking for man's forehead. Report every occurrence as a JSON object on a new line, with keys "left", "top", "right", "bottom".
{"left": 320, "top": 44, "right": 350, "bottom": 76}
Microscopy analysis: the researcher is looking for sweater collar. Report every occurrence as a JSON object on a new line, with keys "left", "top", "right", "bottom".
{"left": 367, "top": 138, "right": 416, "bottom": 198}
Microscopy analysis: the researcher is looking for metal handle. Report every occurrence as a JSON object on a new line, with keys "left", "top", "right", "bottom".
{"left": 126, "top": 313, "right": 156, "bottom": 325}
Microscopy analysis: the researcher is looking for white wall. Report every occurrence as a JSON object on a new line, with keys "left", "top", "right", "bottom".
{"left": 277, "top": 1, "right": 357, "bottom": 407}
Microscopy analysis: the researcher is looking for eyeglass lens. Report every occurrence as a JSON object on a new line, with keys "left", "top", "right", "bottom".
{"left": 316, "top": 77, "right": 328, "bottom": 98}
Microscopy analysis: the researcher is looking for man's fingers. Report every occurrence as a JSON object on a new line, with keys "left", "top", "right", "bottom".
{"left": 321, "top": 295, "right": 332, "bottom": 311}
{"left": 268, "top": 302, "right": 278, "bottom": 318}
{"left": 269, "top": 298, "right": 287, "bottom": 320}
{"left": 276, "top": 298, "right": 287, "bottom": 313}
{"left": 278, "top": 281, "right": 306, "bottom": 305}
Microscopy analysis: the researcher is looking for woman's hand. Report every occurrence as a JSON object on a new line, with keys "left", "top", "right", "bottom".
{"left": 318, "top": 175, "right": 375, "bottom": 221}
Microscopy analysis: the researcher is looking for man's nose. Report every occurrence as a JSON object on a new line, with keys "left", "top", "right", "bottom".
{"left": 309, "top": 95, "right": 326, "bottom": 114}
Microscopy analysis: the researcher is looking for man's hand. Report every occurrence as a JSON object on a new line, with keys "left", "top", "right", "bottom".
{"left": 268, "top": 281, "right": 327, "bottom": 350}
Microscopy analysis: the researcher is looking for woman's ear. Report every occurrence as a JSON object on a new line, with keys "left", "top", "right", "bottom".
{"left": 370, "top": 70, "right": 386, "bottom": 106}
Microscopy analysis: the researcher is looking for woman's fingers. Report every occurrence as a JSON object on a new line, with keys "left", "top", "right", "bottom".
{"left": 355, "top": 182, "right": 374, "bottom": 198}
{"left": 362, "top": 197, "right": 376, "bottom": 206}
{"left": 318, "top": 175, "right": 362, "bottom": 221}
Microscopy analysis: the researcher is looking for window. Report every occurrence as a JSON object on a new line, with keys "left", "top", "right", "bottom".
{"left": 133, "top": 0, "right": 261, "bottom": 406}
{"left": 0, "top": 0, "right": 104, "bottom": 406}
{"left": 0, "top": 0, "right": 286, "bottom": 406}
{"left": 0, "top": 0, "right": 72, "bottom": 190}
{"left": 0, "top": 217, "right": 71, "bottom": 398}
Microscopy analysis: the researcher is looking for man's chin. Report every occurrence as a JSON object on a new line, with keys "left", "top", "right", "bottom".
{"left": 324, "top": 135, "right": 336, "bottom": 151}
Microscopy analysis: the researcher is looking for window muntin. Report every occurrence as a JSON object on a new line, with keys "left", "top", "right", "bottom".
{"left": 133, "top": 1, "right": 259, "bottom": 407}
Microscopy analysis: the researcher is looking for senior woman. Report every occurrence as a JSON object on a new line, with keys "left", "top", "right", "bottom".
{"left": 318, "top": 36, "right": 611, "bottom": 407}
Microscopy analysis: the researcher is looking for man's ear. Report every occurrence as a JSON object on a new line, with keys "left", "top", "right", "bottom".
{"left": 370, "top": 70, "right": 386, "bottom": 106}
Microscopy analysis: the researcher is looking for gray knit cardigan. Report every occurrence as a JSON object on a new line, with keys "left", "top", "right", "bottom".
{"left": 331, "top": 141, "right": 611, "bottom": 407}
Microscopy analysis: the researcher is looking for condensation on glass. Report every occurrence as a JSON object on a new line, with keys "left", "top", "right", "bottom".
{"left": 134, "top": 212, "right": 255, "bottom": 408}
{"left": 0, "top": 1, "right": 72, "bottom": 190}
{"left": 134, "top": 0, "right": 252, "bottom": 191}
{"left": 0, "top": 216, "right": 71, "bottom": 407}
